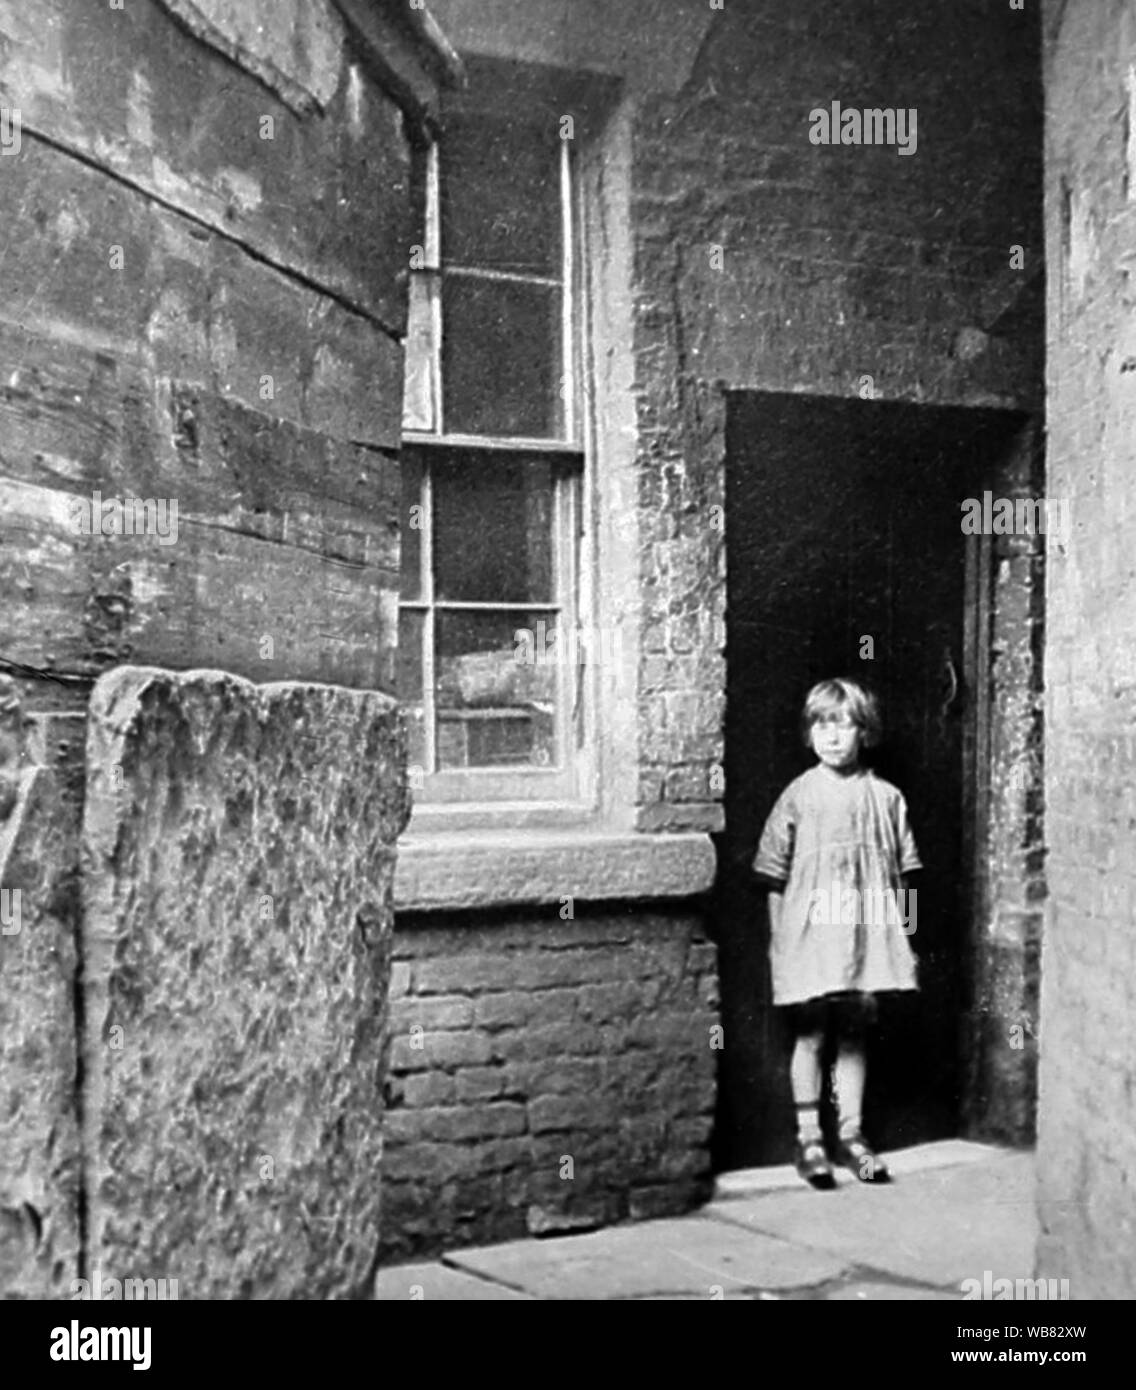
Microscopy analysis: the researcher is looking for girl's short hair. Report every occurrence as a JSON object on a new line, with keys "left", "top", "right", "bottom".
{"left": 801, "top": 678, "right": 882, "bottom": 749}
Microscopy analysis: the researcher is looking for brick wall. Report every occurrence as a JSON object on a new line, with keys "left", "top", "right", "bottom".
{"left": 379, "top": 911, "right": 717, "bottom": 1261}
{"left": 627, "top": 0, "right": 1042, "bottom": 836}
{"left": 1039, "top": 0, "right": 1136, "bottom": 1299}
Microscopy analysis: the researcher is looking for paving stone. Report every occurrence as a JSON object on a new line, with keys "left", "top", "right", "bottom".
{"left": 829, "top": 1281, "right": 962, "bottom": 1301}
{"left": 713, "top": 1140, "right": 1009, "bottom": 1200}
{"left": 706, "top": 1151, "right": 1036, "bottom": 1291}
{"left": 374, "top": 1262, "right": 533, "bottom": 1301}
{"left": 447, "top": 1215, "right": 848, "bottom": 1299}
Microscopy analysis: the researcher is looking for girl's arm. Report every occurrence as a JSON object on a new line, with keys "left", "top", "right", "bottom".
{"left": 767, "top": 886, "right": 784, "bottom": 937}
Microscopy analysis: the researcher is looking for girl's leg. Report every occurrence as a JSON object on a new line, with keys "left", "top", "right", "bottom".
{"left": 790, "top": 1030, "right": 825, "bottom": 1143}
{"left": 832, "top": 1039, "right": 866, "bottom": 1140}
{"left": 831, "top": 995, "right": 889, "bottom": 1181}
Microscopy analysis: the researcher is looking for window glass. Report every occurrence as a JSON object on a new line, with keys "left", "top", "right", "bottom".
{"left": 442, "top": 276, "right": 562, "bottom": 438}
{"left": 436, "top": 609, "right": 559, "bottom": 769}
{"left": 432, "top": 453, "right": 554, "bottom": 604}
{"left": 441, "top": 115, "right": 560, "bottom": 276}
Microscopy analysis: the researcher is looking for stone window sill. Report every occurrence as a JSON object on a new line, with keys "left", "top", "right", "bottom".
{"left": 393, "top": 825, "right": 717, "bottom": 913}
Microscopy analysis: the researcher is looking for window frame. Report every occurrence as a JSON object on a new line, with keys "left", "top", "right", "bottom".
{"left": 398, "top": 93, "right": 593, "bottom": 812}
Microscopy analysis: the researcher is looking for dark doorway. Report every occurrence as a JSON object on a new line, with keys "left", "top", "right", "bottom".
{"left": 711, "top": 391, "right": 1029, "bottom": 1171}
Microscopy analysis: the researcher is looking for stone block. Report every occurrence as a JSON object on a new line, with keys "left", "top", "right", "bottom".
{"left": 528, "top": 1095, "right": 611, "bottom": 1135}
{"left": 390, "top": 1029, "right": 494, "bottom": 1072}
{"left": 504, "top": 1059, "right": 603, "bottom": 1097}
{"left": 80, "top": 666, "right": 408, "bottom": 1299}
{"left": 390, "top": 994, "right": 475, "bottom": 1032}
{"left": 453, "top": 1066, "right": 507, "bottom": 1103}
{"left": 380, "top": 1144, "right": 470, "bottom": 1186}
{"left": 399, "top": 1072, "right": 458, "bottom": 1108}
{"left": 472, "top": 991, "right": 533, "bottom": 1030}
{"left": 410, "top": 1103, "right": 527, "bottom": 1144}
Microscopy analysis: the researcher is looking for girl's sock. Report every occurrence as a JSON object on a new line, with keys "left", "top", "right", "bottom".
{"left": 795, "top": 1101, "right": 822, "bottom": 1144}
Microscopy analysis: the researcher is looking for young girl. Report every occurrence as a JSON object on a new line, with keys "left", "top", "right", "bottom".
{"left": 752, "top": 677, "right": 921, "bottom": 1189}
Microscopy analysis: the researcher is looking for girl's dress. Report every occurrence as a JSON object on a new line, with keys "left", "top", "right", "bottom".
{"left": 753, "top": 764, "right": 922, "bottom": 1006}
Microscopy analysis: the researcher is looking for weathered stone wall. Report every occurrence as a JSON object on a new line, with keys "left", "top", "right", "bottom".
{"left": 81, "top": 667, "right": 409, "bottom": 1299}
{"left": 0, "top": 683, "right": 85, "bottom": 1298}
{"left": 378, "top": 911, "right": 717, "bottom": 1263}
{"left": 0, "top": 0, "right": 410, "bottom": 710}
{"left": 966, "top": 422, "right": 1046, "bottom": 1145}
{"left": 0, "top": 0, "right": 433, "bottom": 1297}
{"left": 1039, "top": 0, "right": 1136, "bottom": 1300}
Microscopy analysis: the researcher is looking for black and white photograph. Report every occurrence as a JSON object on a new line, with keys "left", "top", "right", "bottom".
{"left": 0, "top": 0, "right": 1124, "bottom": 1351}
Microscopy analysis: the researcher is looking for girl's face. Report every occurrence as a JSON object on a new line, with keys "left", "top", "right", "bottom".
{"left": 809, "top": 710, "right": 862, "bottom": 771}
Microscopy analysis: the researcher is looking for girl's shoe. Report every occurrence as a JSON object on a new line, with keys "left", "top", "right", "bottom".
{"left": 835, "top": 1130, "right": 891, "bottom": 1183}
{"left": 795, "top": 1138, "right": 836, "bottom": 1190}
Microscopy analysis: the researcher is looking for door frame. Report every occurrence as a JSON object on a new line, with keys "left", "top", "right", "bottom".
{"left": 710, "top": 390, "right": 1042, "bottom": 1170}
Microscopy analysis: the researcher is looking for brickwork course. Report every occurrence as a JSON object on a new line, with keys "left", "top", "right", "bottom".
{"left": 380, "top": 912, "right": 718, "bottom": 1261}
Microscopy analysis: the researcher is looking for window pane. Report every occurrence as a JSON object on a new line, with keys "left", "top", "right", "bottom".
{"left": 433, "top": 452, "right": 554, "bottom": 603}
{"left": 441, "top": 116, "right": 560, "bottom": 276}
{"left": 435, "top": 610, "right": 558, "bottom": 769}
{"left": 408, "top": 137, "right": 431, "bottom": 261}
{"left": 402, "top": 275, "right": 438, "bottom": 434}
{"left": 442, "top": 274, "right": 562, "bottom": 438}
{"left": 397, "top": 608, "right": 428, "bottom": 772}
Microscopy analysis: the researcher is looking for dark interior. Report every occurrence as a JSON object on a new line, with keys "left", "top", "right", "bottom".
{"left": 711, "top": 390, "right": 1028, "bottom": 1169}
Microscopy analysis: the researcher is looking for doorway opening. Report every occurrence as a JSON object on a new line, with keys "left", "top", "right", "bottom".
{"left": 710, "top": 390, "right": 1043, "bottom": 1172}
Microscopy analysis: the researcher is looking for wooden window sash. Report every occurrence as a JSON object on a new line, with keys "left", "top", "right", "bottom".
{"left": 399, "top": 123, "right": 587, "bottom": 804}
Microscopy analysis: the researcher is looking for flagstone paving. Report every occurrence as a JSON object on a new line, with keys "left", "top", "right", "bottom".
{"left": 374, "top": 1141, "right": 1036, "bottom": 1300}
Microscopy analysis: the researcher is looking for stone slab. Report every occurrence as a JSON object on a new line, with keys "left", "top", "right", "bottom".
{"left": 395, "top": 829, "right": 716, "bottom": 911}
{"left": 706, "top": 1151, "right": 1037, "bottom": 1292}
{"left": 829, "top": 1281, "right": 961, "bottom": 1301}
{"left": 80, "top": 666, "right": 409, "bottom": 1299}
{"left": 713, "top": 1140, "right": 1011, "bottom": 1200}
{"left": 0, "top": 693, "right": 85, "bottom": 1297}
{"left": 447, "top": 1215, "right": 849, "bottom": 1299}
{"left": 374, "top": 1262, "right": 533, "bottom": 1301}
